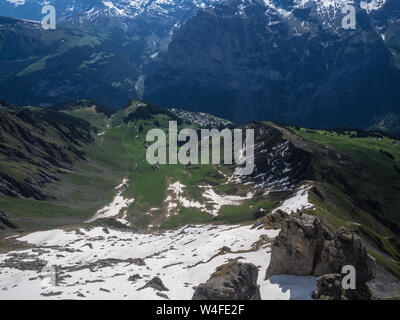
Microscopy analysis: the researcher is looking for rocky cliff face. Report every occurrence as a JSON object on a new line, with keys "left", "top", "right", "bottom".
{"left": 145, "top": 0, "right": 400, "bottom": 128}
{"left": 2, "top": 1, "right": 399, "bottom": 129}
{"left": 265, "top": 212, "right": 376, "bottom": 299}
{"left": 266, "top": 212, "right": 325, "bottom": 276}
{"left": 192, "top": 259, "right": 261, "bottom": 300}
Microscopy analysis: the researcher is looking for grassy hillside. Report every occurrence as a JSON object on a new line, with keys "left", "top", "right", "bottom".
{"left": 0, "top": 100, "right": 280, "bottom": 231}
{"left": 0, "top": 101, "right": 131, "bottom": 230}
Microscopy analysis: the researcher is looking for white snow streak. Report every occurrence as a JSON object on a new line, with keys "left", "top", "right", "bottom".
{"left": 86, "top": 178, "right": 134, "bottom": 223}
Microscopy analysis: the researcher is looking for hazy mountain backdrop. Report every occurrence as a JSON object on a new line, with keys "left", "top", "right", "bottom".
{"left": 0, "top": 0, "right": 399, "bottom": 129}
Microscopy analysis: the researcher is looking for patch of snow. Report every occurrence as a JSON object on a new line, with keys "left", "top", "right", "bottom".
{"left": 6, "top": 0, "right": 25, "bottom": 5}
{"left": 168, "top": 181, "right": 185, "bottom": 195}
{"left": 164, "top": 182, "right": 253, "bottom": 217}
{"left": 201, "top": 186, "right": 253, "bottom": 216}
{"left": 86, "top": 178, "right": 134, "bottom": 223}
{"left": 272, "top": 184, "right": 314, "bottom": 214}
{"left": 360, "top": 0, "right": 386, "bottom": 13}
{"left": 150, "top": 52, "right": 159, "bottom": 59}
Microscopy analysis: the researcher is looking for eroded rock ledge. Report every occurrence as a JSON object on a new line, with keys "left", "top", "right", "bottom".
{"left": 265, "top": 212, "right": 376, "bottom": 300}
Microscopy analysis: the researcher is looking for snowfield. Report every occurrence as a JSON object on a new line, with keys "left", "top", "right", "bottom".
{"left": 0, "top": 224, "right": 316, "bottom": 300}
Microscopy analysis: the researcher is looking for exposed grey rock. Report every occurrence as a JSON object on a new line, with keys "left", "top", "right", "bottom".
{"left": 312, "top": 273, "right": 344, "bottom": 300}
{"left": 138, "top": 277, "right": 169, "bottom": 292}
{"left": 128, "top": 274, "right": 142, "bottom": 282}
{"left": 266, "top": 213, "right": 375, "bottom": 280}
{"left": 265, "top": 213, "right": 325, "bottom": 277}
{"left": 312, "top": 273, "right": 376, "bottom": 300}
{"left": 40, "top": 291, "right": 62, "bottom": 297}
{"left": 85, "top": 279, "right": 105, "bottom": 284}
{"left": 0, "top": 258, "right": 47, "bottom": 271}
{"left": 131, "top": 258, "right": 146, "bottom": 266}
{"left": 368, "top": 263, "right": 400, "bottom": 299}
{"left": 314, "top": 228, "right": 376, "bottom": 285}
{"left": 156, "top": 292, "right": 170, "bottom": 300}
{"left": 265, "top": 212, "right": 376, "bottom": 300}
{"left": 81, "top": 243, "right": 93, "bottom": 249}
{"left": 261, "top": 209, "right": 288, "bottom": 230}
{"left": 192, "top": 260, "right": 261, "bottom": 300}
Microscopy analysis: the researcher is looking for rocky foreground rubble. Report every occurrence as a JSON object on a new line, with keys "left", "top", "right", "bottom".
{"left": 192, "top": 259, "right": 261, "bottom": 300}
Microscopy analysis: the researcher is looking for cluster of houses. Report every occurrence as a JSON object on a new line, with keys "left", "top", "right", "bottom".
{"left": 169, "top": 108, "right": 232, "bottom": 129}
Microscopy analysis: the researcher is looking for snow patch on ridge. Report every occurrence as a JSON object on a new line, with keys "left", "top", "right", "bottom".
{"left": 164, "top": 181, "right": 253, "bottom": 217}
{"left": 272, "top": 184, "right": 314, "bottom": 214}
{"left": 201, "top": 186, "right": 253, "bottom": 216}
{"left": 86, "top": 178, "right": 134, "bottom": 224}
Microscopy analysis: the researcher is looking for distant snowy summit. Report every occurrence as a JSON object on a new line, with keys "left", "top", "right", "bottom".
{"left": 1, "top": 0, "right": 220, "bottom": 21}
{"left": 1, "top": 0, "right": 388, "bottom": 21}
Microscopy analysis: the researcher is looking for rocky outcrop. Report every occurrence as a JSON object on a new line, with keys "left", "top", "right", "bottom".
{"left": 192, "top": 260, "right": 261, "bottom": 300}
{"left": 265, "top": 212, "right": 376, "bottom": 299}
{"left": 260, "top": 209, "right": 288, "bottom": 230}
{"left": 138, "top": 277, "right": 169, "bottom": 292}
{"left": 314, "top": 228, "right": 376, "bottom": 285}
{"left": 265, "top": 213, "right": 326, "bottom": 277}
{"left": 312, "top": 274, "right": 344, "bottom": 300}
{"left": 312, "top": 273, "right": 375, "bottom": 300}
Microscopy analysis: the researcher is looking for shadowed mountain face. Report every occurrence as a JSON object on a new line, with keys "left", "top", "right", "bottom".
{"left": 0, "top": 101, "right": 92, "bottom": 200}
{"left": 369, "top": 113, "right": 400, "bottom": 137}
{"left": 145, "top": 0, "right": 400, "bottom": 127}
{"left": 0, "top": 0, "right": 218, "bottom": 107}
{"left": 0, "top": 0, "right": 399, "bottom": 128}
{"left": 0, "top": 15, "right": 146, "bottom": 107}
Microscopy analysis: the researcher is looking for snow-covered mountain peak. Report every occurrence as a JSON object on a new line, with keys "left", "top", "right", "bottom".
{"left": 1, "top": 0, "right": 220, "bottom": 21}
{"left": 263, "top": 0, "right": 387, "bottom": 12}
